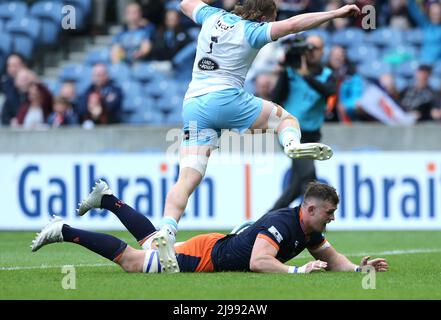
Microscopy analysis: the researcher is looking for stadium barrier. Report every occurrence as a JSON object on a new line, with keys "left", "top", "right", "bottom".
{"left": 1, "top": 123, "right": 441, "bottom": 153}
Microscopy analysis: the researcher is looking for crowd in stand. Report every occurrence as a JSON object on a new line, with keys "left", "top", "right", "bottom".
{"left": 0, "top": 0, "right": 440, "bottom": 128}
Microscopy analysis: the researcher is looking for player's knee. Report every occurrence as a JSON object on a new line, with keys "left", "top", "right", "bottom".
{"left": 268, "top": 103, "right": 296, "bottom": 130}
{"left": 179, "top": 154, "right": 209, "bottom": 178}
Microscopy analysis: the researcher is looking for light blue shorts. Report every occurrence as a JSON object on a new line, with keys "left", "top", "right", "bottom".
{"left": 182, "top": 88, "right": 263, "bottom": 147}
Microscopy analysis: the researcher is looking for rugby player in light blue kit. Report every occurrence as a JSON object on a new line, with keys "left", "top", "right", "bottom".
{"left": 77, "top": 0, "right": 361, "bottom": 272}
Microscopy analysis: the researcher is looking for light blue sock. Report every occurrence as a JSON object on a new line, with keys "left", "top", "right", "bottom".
{"left": 161, "top": 216, "right": 178, "bottom": 235}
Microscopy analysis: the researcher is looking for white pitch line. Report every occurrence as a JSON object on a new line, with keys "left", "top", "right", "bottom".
{"left": 1, "top": 248, "right": 440, "bottom": 272}
{"left": 0, "top": 263, "right": 114, "bottom": 271}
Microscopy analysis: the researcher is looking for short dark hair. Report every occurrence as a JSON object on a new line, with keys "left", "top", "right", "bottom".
{"left": 418, "top": 64, "right": 432, "bottom": 73}
{"left": 304, "top": 181, "right": 339, "bottom": 206}
{"left": 232, "top": 0, "right": 277, "bottom": 22}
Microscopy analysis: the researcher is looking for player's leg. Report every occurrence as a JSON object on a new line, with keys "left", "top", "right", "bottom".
{"left": 251, "top": 100, "right": 333, "bottom": 160}
{"left": 30, "top": 216, "right": 168, "bottom": 273}
{"left": 77, "top": 180, "right": 157, "bottom": 249}
{"left": 175, "top": 233, "right": 225, "bottom": 273}
{"left": 270, "top": 158, "right": 316, "bottom": 210}
{"left": 154, "top": 95, "right": 219, "bottom": 270}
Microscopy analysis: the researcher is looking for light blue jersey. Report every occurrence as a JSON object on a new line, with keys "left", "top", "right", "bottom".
{"left": 185, "top": 4, "right": 274, "bottom": 99}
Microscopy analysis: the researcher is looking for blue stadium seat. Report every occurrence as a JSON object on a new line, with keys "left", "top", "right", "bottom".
{"left": 157, "top": 94, "right": 184, "bottom": 115}
{"left": 347, "top": 45, "right": 379, "bottom": 64}
{"left": 121, "top": 81, "right": 143, "bottom": 101}
{"left": 108, "top": 63, "right": 132, "bottom": 84}
{"left": 123, "top": 95, "right": 153, "bottom": 112}
{"left": 357, "top": 61, "right": 391, "bottom": 80}
{"left": 0, "top": 33, "right": 13, "bottom": 59}
{"left": 404, "top": 28, "right": 423, "bottom": 47}
{"left": 131, "top": 62, "right": 157, "bottom": 83}
{"left": 330, "top": 28, "right": 366, "bottom": 48}
{"left": 394, "top": 76, "right": 411, "bottom": 92}
{"left": 85, "top": 48, "right": 111, "bottom": 65}
{"left": 188, "top": 27, "right": 201, "bottom": 40}
{"left": 393, "top": 60, "right": 419, "bottom": 79}
{"left": 433, "top": 64, "right": 441, "bottom": 78}
{"left": 366, "top": 28, "right": 404, "bottom": 48}
{"left": 6, "top": 18, "right": 41, "bottom": 60}
{"left": 59, "top": 63, "right": 92, "bottom": 82}
{"left": 144, "top": 78, "right": 181, "bottom": 100}
{"left": 0, "top": 19, "right": 4, "bottom": 32}
{"left": 43, "top": 78, "right": 62, "bottom": 96}
{"left": 429, "top": 76, "right": 441, "bottom": 90}
{"left": 76, "top": 78, "right": 92, "bottom": 95}
{"left": 30, "top": 1, "right": 64, "bottom": 45}
{"left": 0, "top": 2, "right": 28, "bottom": 23}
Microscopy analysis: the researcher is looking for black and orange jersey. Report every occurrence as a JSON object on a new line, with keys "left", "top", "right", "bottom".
{"left": 210, "top": 206, "right": 327, "bottom": 272}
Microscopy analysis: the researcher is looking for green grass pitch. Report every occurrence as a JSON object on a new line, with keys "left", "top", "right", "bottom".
{"left": 1, "top": 230, "right": 441, "bottom": 300}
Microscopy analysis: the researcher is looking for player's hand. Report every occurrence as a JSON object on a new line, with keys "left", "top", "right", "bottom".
{"left": 302, "top": 260, "right": 327, "bottom": 273}
{"left": 335, "top": 4, "right": 361, "bottom": 18}
{"left": 359, "top": 256, "right": 389, "bottom": 272}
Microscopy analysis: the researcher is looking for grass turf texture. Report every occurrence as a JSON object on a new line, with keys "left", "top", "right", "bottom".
{"left": 1, "top": 230, "right": 440, "bottom": 300}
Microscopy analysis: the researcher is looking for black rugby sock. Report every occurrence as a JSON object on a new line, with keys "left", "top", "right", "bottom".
{"left": 101, "top": 195, "right": 156, "bottom": 243}
{"left": 61, "top": 225, "right": 127, "bottom": 261}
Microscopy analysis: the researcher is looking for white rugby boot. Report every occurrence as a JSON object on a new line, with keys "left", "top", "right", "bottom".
{"left": 31, "top": 215, "right": 64, "bottom": 252}
{"left": 154, "top": 226, "right": 179, "bottom": 273}
{"left": 284, "top": 141, "right": 333, "bottom": 161}
{"left": 77, "top": 179, "right": 113, "bottom": 216}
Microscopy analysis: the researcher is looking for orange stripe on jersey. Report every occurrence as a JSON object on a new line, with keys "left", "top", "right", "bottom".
{"left": 175, "top": 233, "right": 226, "bottom": 272}
{"left": 257, "top": 234, "right": 280, "bottom": 251}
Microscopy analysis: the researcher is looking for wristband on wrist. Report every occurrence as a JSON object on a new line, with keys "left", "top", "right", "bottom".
{"left": 288, "top": 266, "right": 306, "bottom": 274}
{"left": 354, "top": 266, "right": 361, "bottom": 272}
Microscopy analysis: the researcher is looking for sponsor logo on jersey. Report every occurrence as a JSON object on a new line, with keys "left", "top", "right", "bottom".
{"left": 198, "top": 58, "right": 219, "bottom": 71}
{"left": 268, "top": 226, "right": 283, "bottom": 243}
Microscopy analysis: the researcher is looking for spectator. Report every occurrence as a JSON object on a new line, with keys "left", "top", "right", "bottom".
{"left": 82, "top": 92, "right": 109, "bottom": 127}
{"left": 379, "top": 0, "right": 413, "bottom": 29}
{"left": 254, "top": 73, "right": 275, "bottom": 100}
{"left": 322, "top": 0, "right": 350, "bottom": 31}
{"left": 269, "top": 35, "right": 336, "bottom": 210}
{"left": 92, "top": 0, "right": 109, "bottom": 35}
{"left": 59, "top": 81, "right": 79, "bottom": 110}
{"left": 400, "top": 64, "right": 437, "bottom": 121}
{"left": 379, "top": 73, "right": 400, "bottom": 102}
{"left": 327, "top": 45, "right": 364, "bottom": 122}
{"left": 79, "top": 64, "right": 123, "bottom": 124}
{"left": 15, "top": 82, "right": 53, "bottom": 129}
{"left": 47, "top": 97, "right": 79, "bottom": 128}
{"left": 431, "top": 84, "right": 441, "bottom": 121}
{"left": 138, "top": 0, "right": 166, "bottom": 26}
{"left": 1, "top": 54, "right": 27, "bottom": 126}
{"left": 111, "top": 2, "right": 156, "bottom": 64}
{"left": 149, "top": 9, "right": 192, "bottom": 61}
{"left": 407, "top": 0, "right": 441, "bottom": 65}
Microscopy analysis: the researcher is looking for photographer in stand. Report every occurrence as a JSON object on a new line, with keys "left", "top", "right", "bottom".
{"left": 269, "top": 34, "right": 337, "bottom": 210}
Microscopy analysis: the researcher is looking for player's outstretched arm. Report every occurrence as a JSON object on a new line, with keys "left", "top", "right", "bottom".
{"left": 310, "top": 244, "right": 389, "bottom": 272}
{"left": 250, "top": 237, "right": 327, "bottom": 274}
{"left": 270, "top": 4, "right": 361, "bottom": 41}
{"left": 180, "top": 0, "right": 215, "bottom": 20}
